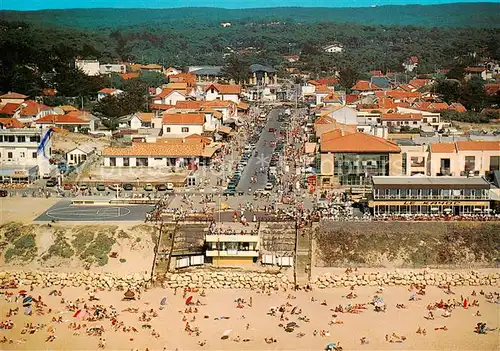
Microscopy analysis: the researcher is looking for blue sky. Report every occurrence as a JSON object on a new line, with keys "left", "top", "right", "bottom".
{"left": 0, "top": 0, "right": 493, "bottom": 11}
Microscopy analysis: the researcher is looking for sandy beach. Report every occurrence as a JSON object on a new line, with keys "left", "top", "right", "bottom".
{"left": 0, "top": 284, "right": 498, "bottom": 351}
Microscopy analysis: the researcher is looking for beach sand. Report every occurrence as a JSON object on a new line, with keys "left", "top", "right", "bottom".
{"left": 0, "top": 284, "right": 498, "bottom": 350}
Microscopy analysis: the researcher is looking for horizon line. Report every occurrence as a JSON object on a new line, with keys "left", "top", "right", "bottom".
{"left": 1, "top": 1, "right": 498, "bottom": 12}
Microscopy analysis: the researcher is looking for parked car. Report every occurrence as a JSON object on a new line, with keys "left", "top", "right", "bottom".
{"left": 264, "top": 182, "right": 274, "bottom": 190}
{"left": 223, "top": 189, "right": 236, "bottom": 196}
{"left": 78, "top": 184, "right": 88, "bottom": 191}
{"left": 0, "top": 190, "right": 8, "bottom": 197}
{"left": 144, "top": 183, "right": 153, "bottom": 191}
{"left": 122, "top": 183, "right": 133, "bottom": 191}
{"left": 156, "top": 183, "right": 167, "bottom": 191}
{"left": 46, "top": 178, "right": 57, "bottom": 187}
{"left": 96, "top": 183, "right": 106, "bottom": 191}
{"left": 166, "top": 183, "right": 174, "bottom": 192}
{"left": 63, "top": 183, "right": 73, "bottom": 190}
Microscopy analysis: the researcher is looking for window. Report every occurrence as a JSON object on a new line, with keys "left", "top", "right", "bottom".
{"left": 136, "top": 158, "right": 148, "bottom": 167}
{"left": 6, "top": 136, "right": 15, "bottom": 143}
{"left": 19, "top": 152, "right": 25, "bottom": 158}
{"left": 181, "top": 127, "right": 189, "bottom": 133}
{"left": 32, "top": 152, "right": 37, "bottom": 159}
{"left": 109, "top": 157, "right": 116, "bottom": 167}
{"left": 30, "top": 136, "right": 41, "bottom": 143}
{"left": 123, "top": 157, "right": 129, "bottom": 166}
{"left": 0, "top": 136, "right": 3, "bottom": 142}
{"left": 411, "top": 156, "right": 425, "bottom": 167}
{"left": 464, "top": 156, "right": 475, "bottom": 172}
{"left": 413, "top": 121, "right": 418, "bottom": 125}
{"left": 7, "top": 152, "right": 13, "bottom": 159}
{"left": 154, "top": 157, "right": 162, "bottom": 160}
{"left": 490, "top": 156, "right": 500, "bottom": 172}
{"left": 17, "top": 136, "right": 26, "bottom": 143}
{"left": 165, "top": 127, "right": 171, "bottom": 133}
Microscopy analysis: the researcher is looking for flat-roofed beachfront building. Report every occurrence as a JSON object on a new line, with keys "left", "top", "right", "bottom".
{"left": 369, "top": 176, "right": 491, "bottom": 216}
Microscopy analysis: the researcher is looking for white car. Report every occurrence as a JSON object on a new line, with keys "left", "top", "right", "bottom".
{"left": 108, "top": 183, "right": 121, "bottom": 191}
{"left": 264, "top": 182, "right": 274, "bottom": 190}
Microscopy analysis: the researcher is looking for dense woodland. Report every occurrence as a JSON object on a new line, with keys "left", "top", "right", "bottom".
{"left": 0, "top": 4, "right": 499, "bottom": 120}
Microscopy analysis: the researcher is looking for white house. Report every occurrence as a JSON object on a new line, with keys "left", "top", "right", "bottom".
{"left": 98, "top": 88, "right": 124, "bottom": 101}
{"left": 66, "top": 144, "right": 96, "bottom": 165}
{"left": 0, "top": 127, "right": 52, "bottom": 181}
{"left": 34, "top": 112, "right": 95, "bottom": 132}
{"left": 0, "top": 92, "right": 28, "bottom": 105}
{"left": 323, "top": 106, "right": 358, "bottom": 126}
{"left": 162, "top": 113, "right": 205, "bottom": 136}
{"left": 99, "top": 63, "right": 126, "bottom": 75}
{"left": 403, "top": 56, "right": 419, "bottom": 73}
{"left": 103, "top": 142, "right": 205, "bottom": 168}
{"left": 220, "top": 22, "right": 232, "bottom": 27}
{"left": 153, "top": 88, "right": 186, "bottom": 106}
{"left": 380, "top": 113, "right": 423, "bottom": 129}
{"left": 204, "top": 84, "right": 241, "bottom": 103}
{"left": 118, "top": 112, "right": 154, "bottom": 129}
{"left": 164, "top": 66, "right": 182, "bottom": 76}
{"left": 323, "top": 44, "right": 343, "bottom": 53}
{"left": 75, "top": 59, "right": 100, "bottom": 76}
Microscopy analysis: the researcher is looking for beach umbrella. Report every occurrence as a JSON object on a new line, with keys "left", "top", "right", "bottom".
{"left": 185, "top": 296, "right": 193, "bottom": 305}
{"left": 124, "top": 289, "right": 135, "bottom": 299}
{"left": 325, "top": 342, "right": 336, "bottom": 350}
{"left": 287, "top": 322, "right": 298, "bottom": 328}
{"left": 23, "top": 296, "right": 33, "bottom": 304}
{"left": 24, "top": 306, "right": 32, "bottom": 316}
{"left": 291, "top": 306, "right": 297, "bottom": 314}
{"left": 221, "top": 329, "right": 232, "bottom": 340}
{"left": 19, "top": 290, "right": 27, "bottom": 295}
{"left": 73, "top": 310, "right": 86, "bottom": 318}
{"left": 160, "top": 297, "right": 167, "bottom": 306}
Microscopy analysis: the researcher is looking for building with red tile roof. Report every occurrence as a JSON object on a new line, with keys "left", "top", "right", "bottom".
{"left": 0, "top": 103, "right": 21, "bottom": 116}
{"left": 351, "top": 80, "right": 381, "bottom": 93}
{"left": 318, "top": 129, "right": 401, "bottom": 187}
{"left": 320, "top": 130, "right": 400, "bottom": 153}
{"left": 0, "top": 117, "right": 24, "bottom": 128}
{"left": 428, "top": 140, "right": 500, "bottom": 176}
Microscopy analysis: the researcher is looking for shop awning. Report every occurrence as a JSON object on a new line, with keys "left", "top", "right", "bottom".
{"left": 304, "top": 142, "right": 317, "bottom": 154}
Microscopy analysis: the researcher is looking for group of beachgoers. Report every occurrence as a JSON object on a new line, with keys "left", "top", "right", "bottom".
{"left": 0, "top": 277, "right": 499, "bottom": 349}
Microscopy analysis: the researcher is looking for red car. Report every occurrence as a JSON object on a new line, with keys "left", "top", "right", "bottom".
{"left": 268, "top": 127, "right": 276, "bottom": 133}
{"left": 63, "top": 183, "right": 73, "bottom": 190}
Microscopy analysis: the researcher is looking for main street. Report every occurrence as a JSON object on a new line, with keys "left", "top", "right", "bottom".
{"left": 236, "top": 108, "right": 283, "bottom": 193}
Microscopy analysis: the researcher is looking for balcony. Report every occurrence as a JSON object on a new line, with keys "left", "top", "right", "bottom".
{"left": 440, "top": 168, "right": 451, "bottom": 175}
{"left": 205, "top": 233, "right": 260, "bottom": 243}
{"left": 205, "top": 250, "right": 259, "bottom": 257}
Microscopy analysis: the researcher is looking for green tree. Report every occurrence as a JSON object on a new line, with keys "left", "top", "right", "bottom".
{"left": 338, "top": 66, "right": 360, "bottom": 91}
{"left": 222, "top": 54, "right": 250, "bottom": 84}
{"left": 434, "top": 79, "right": 461, "bottom": 103}
{"left": 460, "top": 78, "right": 486, "bottom": 112}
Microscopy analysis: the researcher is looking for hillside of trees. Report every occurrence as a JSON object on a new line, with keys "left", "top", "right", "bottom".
{"left": 0, "top": 4, "right": 499, "bottom": 116}
{"left": 2, "top": 3, "right": 499, "bottom": 29}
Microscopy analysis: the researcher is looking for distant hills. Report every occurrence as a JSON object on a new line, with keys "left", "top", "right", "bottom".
{"left": 1, "top": 3, "right": 499, "bottom": 29}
